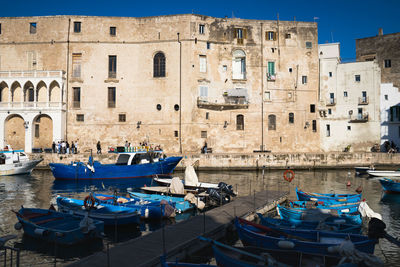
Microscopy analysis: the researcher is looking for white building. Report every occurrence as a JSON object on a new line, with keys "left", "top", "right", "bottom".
{"left": 380, "top": 83, "right": 400, "bottom": 151}
{"left": 318, "top": 43, "right": 381, "bottom": 152}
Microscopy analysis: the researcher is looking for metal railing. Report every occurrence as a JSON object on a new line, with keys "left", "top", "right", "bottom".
{"left": 358, "top": 96, "right": 369, "bottom": 105}
{"left": 0, "top": 102, "right": 66, "bottom": 110}
{"left": 0, "top": 70, "right": 65, "bottom": 79}
{"left": 1, "top": 246, "right": 20, "bottom": 267}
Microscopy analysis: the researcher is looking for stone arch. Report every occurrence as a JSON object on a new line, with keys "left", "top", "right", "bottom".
{"left": 49, "top": 81, "right": 61, "bottom": 102}
{"left": 0, "top": 81, "right": 9, "bottom": 102}
{"left": 36, "top": 80, "right": 47, "bottom": 102}
{"left": 11, "top": 81, "right": 22, "bottom": 102}
{"left": 23, "top": 81, "right": 35, "bottom": 102}
{"left": 4, "top": 114, "right": 25, "bottom": 149}
{"left": 32, "top": 114, "right": 53, "bottom": 149}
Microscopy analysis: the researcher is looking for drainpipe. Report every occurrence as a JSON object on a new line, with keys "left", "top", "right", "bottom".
{"left": 177, "top": 33, "right": 182, "bottom": 154}
{"left": 65, "top": 18, "right": 71, "bottom": 141}
{"left": 260, "top": 23, "right": 264, "bottom": 151}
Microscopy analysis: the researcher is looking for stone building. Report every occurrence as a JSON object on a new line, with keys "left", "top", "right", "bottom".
{"left": 319, "top": 43, "right": 381, "bottom": 152}
{"left": 0, "top": 15, "right": 320, "bottom": 153}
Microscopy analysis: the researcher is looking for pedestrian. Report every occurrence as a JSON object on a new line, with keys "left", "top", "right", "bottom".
{"left": 75, "top": 140, "right": 79, "bottom": 154}
{"left": 125, "top": 140, "right": 129, "bottom": 151}
{"left": 57, "top": 141, "right": 61, "bottom": 154}
{"left": 52, "top": 141, "right": 56, "bottom": 153}
{"left": 71, "top": 141, "right": 75, "bottom": 154}
{"left": 97, "top": 141, "right": 102, "bottom": 154}
{"left": 66, "top": 141, "right": 70, "bottom": 154}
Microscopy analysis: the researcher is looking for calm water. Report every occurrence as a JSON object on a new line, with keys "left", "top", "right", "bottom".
{"left": 0, "top": 168, "right": 399, "bottom": 266}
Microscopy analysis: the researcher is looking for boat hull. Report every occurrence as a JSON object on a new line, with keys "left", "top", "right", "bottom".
{"left": 49, "top": 156, "right": 182, "bottom": 180}
{"left": 367, "top": 170, "right": 400, "bottom": 177}
{"left": 129, "top": 191, "right": 194, "bottom": 213}
{"left": 379, "top": 178, "right": 400, "bottom": 193}
{"left": 0, "top": 159, "right": 43, "bottom": 176}
{"left": 295, "top": 187, "right": 361, "bottom": 203}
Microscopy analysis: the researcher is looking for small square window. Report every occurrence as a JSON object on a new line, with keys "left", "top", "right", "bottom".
{"left": 110, "top": 27, "right": 116, "bottom": 36}
{"left": 119, "top": 114, "right": 126, "bottom": 122}
{"left": 347, "top": 125, "right": 351, "bottom": 131}
{"left": 329, "top": 72, "right": 332, "bottom": 77}
{"left": 201, "top": 131, "right": 207, "bottom": 138}
{"left": 199, "top": 24, "right": 205, "bottom": 34}
{"left": 289, "top": 68, "right": 292, "bottom": 73}
{"left": 30, "top": 22, "right": 37, "bottom": 34}
{"left": 344, "top": 91, "right": 348, "bottom": 97}
{"left": 174, "top": 131, "right": 179, "bottom": 137}
{"left": 310, "top": 104, "right": 315, "bottom": 113}
{"left": 384, "top": 59, "right": 391, "bottom": 68}
{"left": 74, "top": 22, "right": 81, "bottom": 33}
{"left": 355, "top": 75, "right": 361, "bottom": 82}
{"left": 305, "top": 42, "right": 312, "bottom": 48}
{"left": 266, "top": 31, "right": 276, "bottom": 41}
{"left": 302, "top": 76, "right": 307, "bottom": 84}
{"left": 385, "top": 95, "right": 388, "bottom": 100}
{"left": 285, "top": 33, "right": 291, "bottom": 39}
{"left": 207, "top": 42, "right": 210, "bottom": 49}
{"left": 76, "top": 114, "right": 84, "bottom": 122}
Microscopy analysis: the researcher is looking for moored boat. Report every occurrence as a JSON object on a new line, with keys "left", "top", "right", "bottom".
{"left": 129, "top": 191, "right": 195, "bottom": 213}
{"left": 13, "top": 207, "right": 104, "bottom": 245}
{"left": 289, "top": 200, "right": 360, "bottom": 214}
{"left": 295, "top": 187, "right": 361, "bottom": 203}
{"left": 355, "top": 166, "right": 374, "bottom": 176}
{"left": 49, "top": 148, "right": 182, "bottom": 180}
{"left": 379, "top": 178, "right": 400, "bottom": 193}
{"left": 0, "top": 145, "right": 43, "bottom": 176}
{"left": 367, "top": 170, "right": 400, "bottom": 178}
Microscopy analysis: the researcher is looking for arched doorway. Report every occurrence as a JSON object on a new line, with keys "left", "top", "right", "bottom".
{"left": 32, "top": 114, "right": 53, "bottom": 150}
{"left": 4, "top": 114, "right": 25, "bottom": 150}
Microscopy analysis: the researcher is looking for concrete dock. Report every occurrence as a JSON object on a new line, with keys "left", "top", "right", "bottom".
{"left": 69, "top": 189, "right": 288, "bottom": 267}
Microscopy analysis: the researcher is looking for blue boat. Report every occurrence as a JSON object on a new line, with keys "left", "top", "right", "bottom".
{"left": 277, "top": 204, "right": 362, "bottom": 225}
{"left": 49, "top": 149, "right": 182, "bottom": 180}
{"left": 129, "top": 191, "right": 194, "bottom": 213}
{"left": 289, "top": 200, "right": 360, "bottom": 214}
{"left": 93, "top": 193, "right": 175, "bottom": 219}
{"left": 235, "top": 217, "right": 376, "bottom": 256}
{"left": 295, "top": 187, "right": 361, "bottom": 203}
{"left": 13, "top": 207, "right": 104, "bottom": 245}
{"left": 379, "top": 178, "right": 400, "bottom": 193}
{"left": 257, "top": 213, "right": 361, "bottom": 234}
{"left": 56, "top": 196, "right": 141, "bottom": 225}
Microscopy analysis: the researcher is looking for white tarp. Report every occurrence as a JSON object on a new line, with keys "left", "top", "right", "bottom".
{"left": 184, "top": 165, "right": 199, "bottom": 187}
{"left": 169, "top": 177, "right": 184, "bottom": 194}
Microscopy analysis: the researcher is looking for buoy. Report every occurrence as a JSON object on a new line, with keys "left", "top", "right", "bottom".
{"left": 14, "top": 222, "right": 22, "bottom": 230}
{"left": 346, "top": 181, "right": 351, "bottom": 186}
{"left": 278, "top": 240, "right": 295, "bottom": 249}
{"left": 356, "top": 186, "right": 363, "bottom": 194}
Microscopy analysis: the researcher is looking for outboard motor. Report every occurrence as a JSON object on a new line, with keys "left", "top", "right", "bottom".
{"left": 207, "top": 188, "right": 230, "bottom": 205}
{"left": 218, "top": 182, "right": 236, "bottom": 197}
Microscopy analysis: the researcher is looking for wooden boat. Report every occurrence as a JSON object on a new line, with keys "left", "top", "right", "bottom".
{"left": 289, "top": 200, "right": 360, "bottom": 214}
{"left": 128, "top": 191, "right": 194, "bottom": 213}
{"left": 277, "top": 204, "right": 362, "bottom": 225}
{"left": 367, "top": 170, "right": 400, "bottom": 177}
{"left": 235, "top": 217, "right": 376, "bottom": 256}
{"left": 257, "top": 213, "right": 361, "bottom": 234}
{"left": 93, "top": 193, "right": 175, "bottom": 218}
{"left": 0, "top": 145, "right": 43, "bottom": 176}
{"left": 379, "top": 178, "right": 400, "bottom": 193}
{"left": 13, "top": 207, "right": 104, "bottom": 245}
{"left": 56, "top": 196, "right": 141, "bottom": 225}
{"left": 49, "top": 148, "right": 182, "bottom": 180}
{"left": 295, "top": 187, "right": 361, "bottom": 203}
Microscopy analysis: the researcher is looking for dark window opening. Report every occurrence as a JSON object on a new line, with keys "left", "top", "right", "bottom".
{"left": 384, "top": 59, "right": 391, "bottom": 68}
{"left": 110, "top": 27, "right": 116, "bottom": 36}
{"left": 201, "top": 131, "right": 207, "bottom": 138}
{"left": 156, "top": 104, "right": 162, "bottom": 111}
{"left": 0, "top": 23, "right": 2, "bottom": 34}
{"left": 108, "top": 87, "right": 116, "bottom": 108}
{"left": 207, "top": 42, "right": 210, "bottom": 49}
{"left": 312, "top": 120, "right": 317, "bottom": 132}
{"left": 310, "top": 104, "right": 315, "bottom": 113}
{"left": 76, "top": 114, "right": 84, "bottom": 122}
{"left": 289, "top": 113, "right": 294, "bottom": 124}
{"left": 302, "top": 76, "right": 307, "bottom": 84}
{"left": 28, "top": 89, "right": 34, "bottom": 102}
{"left": 268, "top": 114, "right": 276, "bottom": 130}
{"left": 154, "top": 52, "right": 166, "bottom": 77}
{"left": 30, "top": 23, "right": 37, "bottom": 34}
{"left": 206, "top": 112, "right": 209, "bottom": 120}
{"left": 199, "top": 24, "right": 205, "bottom": 34}
{"left": 285, "top": 33, "right": 291, "bottom": 39}
{"left": 108, "top": 55, "right": 117, "bottom": 78}
{"left": 35, "top": 124, "right": 39, "bottom": 138}
{"left": 236, "top": 114, "right": 244, "bottom": 130}
{"left": 119, "top": 114, "right": 126, "bottom": 122}
{"left": 329, "top": 72, "right": 332, "bottom": 77}
{"left": 174, "top": 131, "right": 179, "bottom": 137}
{"left": 73, "top": 87, "right": 80, "bottom": 108}
{"left": 355, "top": 75, "right": 360, "bottom": 82}
{"left": 74, "top": 22, "right": 81, "bottom": 33}
{"left": 174, "top": 104, "right": 179, "bottom": 111}
{"left": 306, "top": 41, "right": 312, "bottom": 48}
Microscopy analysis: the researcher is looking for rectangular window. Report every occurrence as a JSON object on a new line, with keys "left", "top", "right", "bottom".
{"left": 326, "top": 124, "right": 330, "bottom": 137}
{"left": 330, "top": 93, "right": 335, "bottom": 104}
{"left": 289, "top": 68, "right": 292, "bottom": 73}
{"left": 347, "top": 126, "right": 351, "bottom": 131}
{"left": 174, "top": 131, "right": 179, "bottom": 137}
{"left": 73, "top": 87, "right": 81, "bottom": 108}
{"left": 119, "top": 114, "right": 126, "bottom": 122}
{"left": 74, "top": 22, "right": 81, "bottom": 33}
{"left": 306, "top": 41, "right": 312, "bottom": 48}
{"left": 384, "top": 59, "right": 391, "bottom": 68}
{"left": 0, "top": 23, "right": 2, "bottom": 34}
{"left": 268, "top": 115, "right": 276, "bottom": 130}
{"left": 310, "top": 104, "right": 315, "bottom": 113}
{"left": 302, "top": 76, "right": 307, "bottom": 84}
{"left": 236, "top": 28, "right": 243, "bottom": 39}
{"left": 329, "top": 72, "right": 332, "bottom": 77}
{"left": 385, "top": 95, "right": 388, "bottom": 100}
{"left": 76, "top": 114, "right": 84, "bottom": 122}
{"left": 312, "top": 120, "right": 317, "bottom": 132}
{"left": 355, "top": 75, "right": 360, "bottom": 82}
{"left": 35, "top": 124, "right": 39, "bottom": 138}
{"left": 30, "top": 22, "right": 37, "bottom": 34}
{"left": 199, "top": 24, "right": 205, "bottom": 34}
{"left": 201, "top": 131, "right": 207, "bottom": 138}
{"left": 110, "top": 27, "right": 116, "bottom": 36}
{"left": 285, "top": 33, "right": 291, "bottom": 39}
{"left": 108, "top": 55, "right": 117, "bottom": 78}
{"left": 199, "top": 55, "right": 207, "bottom": 73}
{"left": 328, "top": 109, "right": 332, "bottom": 115}
{"left": 206, "top": 112, "right": 209, "bottom": 120}
{"left": 108, "top": 87, "right": 116, "bottom": 108}
{"left": 266, "top": 31, "right": 276, "bottom": 40}
{"left": 199, "top": 86, "right": 208, "bottom": 99}
{"left": 72, "top": 53, "right": 82, "bottom": 78}
{"left": 207, "top": 42, "right": 210, "bottom": 49}
{"left": 267, "top": 62, "right": 275, "bottom": 75}
{"left": 288, "top": 113, "right": 294, "bottom": 124}
{"left": 344, "top": 91, "right": 348, "bottom": 97}
{"left": 235, "top": 28, "right": 246, "bottom": 44}
{"left": 265, "top": 91, "right": 271, "bottom": 101}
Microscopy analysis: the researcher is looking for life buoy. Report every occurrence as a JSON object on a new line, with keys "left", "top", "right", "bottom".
{"left": 84, "top": 195, "right": 95, "bottom": 210}
{"left": 0, "top": 153, "right": 5, "bottom": 160}
{"left": 283, "top": 169, "right": 295, "bottom": 182}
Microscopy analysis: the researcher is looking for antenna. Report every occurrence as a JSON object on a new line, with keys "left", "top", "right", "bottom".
{"left": 331, "top": 31, "right": 334, "bottom": 42}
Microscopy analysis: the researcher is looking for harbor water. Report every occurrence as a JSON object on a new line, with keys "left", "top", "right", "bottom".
{"left": 0, "top": 168, "right": 399, "bottom": 266}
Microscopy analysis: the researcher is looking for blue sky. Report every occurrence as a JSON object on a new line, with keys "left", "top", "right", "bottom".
{"left": 1, "top": 0, "right": 399, "bottom": 59}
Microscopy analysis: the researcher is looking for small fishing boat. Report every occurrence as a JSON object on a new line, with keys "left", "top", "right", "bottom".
{"left": 355, "top": 166, "right": 374, "bottom": 176}
{"left": 277, "top": 204, "right": 362, "bottom": 225}
{"left": 367, "top": 170, "right": 400, "bottom": 178}
{"left": 379, "top": 178, "right": 400, "bottom": 193}
{"left": 289, "top": 200, "right": 360, "bottom": 214}
{"left": 13, "top": 207, "right": 104, "bottom": 245}
{"left": 295, "top": 187, "right": 361, "bottom": 203}
{"left": 129, "top": 191, "right": 195, "bottom": 213}
{"left": 257, "top": 213, "right": 361, "bottom": 234}
{"left": 49, "top": 148, "right": 182, "bottom": 180}
{"left": 56, "top": 196, "right": 141, "bottom": 225}
{"left": 0, "top": 145, "right": 43, "bottom": 176}
{"left": 235, "top": 217, "right": 376, "bottom": 256}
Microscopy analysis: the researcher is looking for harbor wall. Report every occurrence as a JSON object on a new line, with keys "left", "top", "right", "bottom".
{"left": 33, "top": 152, "right": 400, "bottom": 170}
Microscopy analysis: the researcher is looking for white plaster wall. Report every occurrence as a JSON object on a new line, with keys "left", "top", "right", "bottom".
{"left": 380, "top": 83, "right": 400, "bottom": 148}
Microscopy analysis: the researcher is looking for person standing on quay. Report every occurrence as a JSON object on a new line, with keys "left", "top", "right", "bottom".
{"left": 97, "top": 141, "right": 102, "bottom": 154}
{"left": 75, "top": 140, "right": 79, "bottom": 154}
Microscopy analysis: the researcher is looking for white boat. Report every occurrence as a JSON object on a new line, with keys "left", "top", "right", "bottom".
{"left": 0, "top": 145, "right": 43, "bottom": 176}
{"left": 367, "top": 170, "right": 400, "bottom": 177}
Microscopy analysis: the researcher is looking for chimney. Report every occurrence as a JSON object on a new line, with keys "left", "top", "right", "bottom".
{"left": 378, "top": 28, "right": 383, "bottom": 36}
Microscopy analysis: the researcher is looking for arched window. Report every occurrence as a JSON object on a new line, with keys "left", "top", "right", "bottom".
{"left": 268, "top": 114, "right": 276, "bottom": 130}
{"left": 232, "top": 50, "right": 246, "bottom": 80}
{"left": 289, "top": 113, "right": 294, "bottom": 124}
{"left": 236, "top": 114, "right": 244, "bottom": 130}
{"left": 153, "top": 52, "right": 166, "bottom": 77}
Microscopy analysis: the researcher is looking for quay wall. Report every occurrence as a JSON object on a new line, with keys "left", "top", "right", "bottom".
{"left": 33, "top": 152, "right": 400, "bottom": 170}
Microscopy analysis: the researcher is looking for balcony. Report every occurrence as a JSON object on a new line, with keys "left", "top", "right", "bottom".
{"left": 326, "top": 98, "right": 336, "bottom": 106}
{"left": 349, "top": 113, "right": 369, "bottom": 123}
{"left": 0, "top": 70, "right": 65, "bottom": 79}
{"left": 197, "top": 97, "right": 249, "bottom": 110}
{"left": 358, "top": 96, "right": 369, "bottom": 105}
{"left": 0, "top": 102, "right": 66, "bottom": 111}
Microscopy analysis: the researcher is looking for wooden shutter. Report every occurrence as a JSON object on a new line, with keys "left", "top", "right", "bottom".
{"left": 243, "top": 29, "right": 247, "bottom": 39}
{"left": 273, "top": 32, "right": 277, "bottom": 41}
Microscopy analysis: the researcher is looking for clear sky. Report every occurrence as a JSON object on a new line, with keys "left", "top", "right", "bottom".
{"left": 1, "top": 0, "right": 399, "bottom": 60}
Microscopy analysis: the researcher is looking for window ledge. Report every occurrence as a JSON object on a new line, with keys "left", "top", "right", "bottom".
{"left": 70, "top": 78, "right": 84, "bottom": 83}
{"left": 104, "top": 79, "right": 119, "bottom": 83}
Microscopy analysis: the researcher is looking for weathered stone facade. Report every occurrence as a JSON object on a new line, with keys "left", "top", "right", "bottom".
{"left": 0, "top": 15, "right": 320, "bottom": 153}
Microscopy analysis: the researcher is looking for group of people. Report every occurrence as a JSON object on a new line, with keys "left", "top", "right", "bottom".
{"left": 52, "top": 140, "right": 78, "bottom": 154}
{"left": 383, "top": 140, "right": 398, "bottom": 153}
{"left": 123, "top": 140, "right": 162, "bottom": 151}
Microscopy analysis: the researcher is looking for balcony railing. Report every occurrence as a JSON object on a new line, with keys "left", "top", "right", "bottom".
{"left": 349, "top": 113, "right": 369, "bottom": 123}
{"left": 197, "top": 97, "right": 249, "bottom": 110}
{"left": 358, "top": 96, "right": 369, "bottom": 105}
{"left": 0, "top": 102, "right": 66, "bottom": 110}
{"left": 326, "top": 98, "right": 336, "bottom": 106}
{"left": 0, "top": 70, "right": 65, "bottom": 79}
